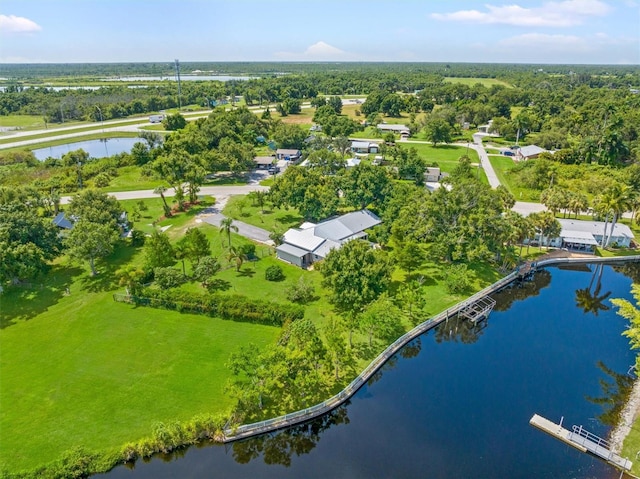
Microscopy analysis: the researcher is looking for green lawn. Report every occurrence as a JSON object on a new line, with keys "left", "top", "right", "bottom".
{"left": 0, "top": 115, "right": 51, "bottom": 129}
{"left": 622, "top": 423, "right": 640, "bottom": 476}
{"left": 488, "top": 155, "right": 541, "bottom": 201}
{"left": 443, "top": 77, "right": 513, "bottom": 88}
{"left": 223, "top": 195, "right": 304, "bottom": 232}
{"left": 402, "top": 143, "right": 483, "bottom": 180}
{"left": 0, "top": 249, "right": 279, "bottom": 472}
{"left": 98, "top": 166, "right": 165, "bottom": 192}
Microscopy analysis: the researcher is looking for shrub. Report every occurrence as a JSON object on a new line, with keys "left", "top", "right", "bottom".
{"left": 238, "top": 243, "right": 256, "bottom": 259}
{"left": 286, "top": 276, "right": 316, "bottom": 304}
{"left": 129, "top": 289, "right": 303, "bottom": 326}
{"left": 265, "top": 265, "right": 285, "bottom": 282}
{"left": 153, "top": 267, "right": 185, "bottom": 289}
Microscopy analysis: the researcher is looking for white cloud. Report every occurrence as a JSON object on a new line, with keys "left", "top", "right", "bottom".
{"left": 430, "top": 0, "right": 611, "bottom": 27}
{"left": 275, "top": 41, "right": 352, "bottom": 61}
{"left": 0, "top": 14, "right": 41, "bottom": 33}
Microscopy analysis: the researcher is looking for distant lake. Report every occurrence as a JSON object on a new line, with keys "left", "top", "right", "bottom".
{"left": 104, "top": 75, "right": 254, "bottom": 82}
{"left": 32, "top": 137, "right": 142, "bottom": 160}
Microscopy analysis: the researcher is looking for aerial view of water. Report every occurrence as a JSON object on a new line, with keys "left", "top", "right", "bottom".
{"left": 32, "top": 137, "right": 142, "bottom": 160}
{"left": 98, "top": 263, "right": 638, "bottom": 479}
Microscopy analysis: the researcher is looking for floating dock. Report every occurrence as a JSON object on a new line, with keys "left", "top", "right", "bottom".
{"left": 530, "top": 414, "right": 632, "bottom": 472}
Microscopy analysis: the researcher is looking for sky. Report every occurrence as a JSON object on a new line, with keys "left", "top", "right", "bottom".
{"left": 0, "top": 0, "right": 638, "bottom": 64}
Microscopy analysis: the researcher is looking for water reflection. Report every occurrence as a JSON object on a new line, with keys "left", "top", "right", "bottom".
{"left": 587, "top": 362, "right": 634, "bottom": 427}
{"left": 493, "top": 268, "right": 552, "bottom": 312}
{"left": 231, "top": 406, "right": 350, "bottom": 467}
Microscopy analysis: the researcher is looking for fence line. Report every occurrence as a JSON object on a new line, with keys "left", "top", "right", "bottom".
{"left": 223, "top": 254, "right": 640, "bottom": 442}
{"left": 223, "top": 270, "right": 519, "bottom": 442}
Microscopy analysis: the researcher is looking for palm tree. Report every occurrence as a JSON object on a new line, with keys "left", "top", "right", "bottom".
{"left": 226, "top": 246, "right": 247, "bottom": 272}
{"left": 219, "top": 217, "right": 238, "bottom": 247}
{"left": 575, "top": 263, "right": 611, "bottom": 317}
{"left": 603, "top": 184, "right": 633, "bottom": 247}
{"left": 153, "top": 185, "right": 172, "bottom": 217}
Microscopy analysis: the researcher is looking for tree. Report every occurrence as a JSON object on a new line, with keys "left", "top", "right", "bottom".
{"left": 395, "top": 241, "right": 427, "bottom": 275}
{"left": 529, "top": 211, "right": 561, "bottom": 250}
{"left": 116, "top": 264, "right": 145, "bottom": 295}
{"left": 327, "top": 96, "right": 343, "bottom": 114}
{"left": 67, "top": 189, "right": 123, "bottom": 227}
{"left": 219, "top": 217, "right": 239, "bottom": 247}
{"left": 227, "top": 246, "right": 248, "bottom": 272}
{"left": 358, "top": 294, "right": 405, "bottom": 347}
{"left": 144, "top": 230, "right": 175, "bottom": 270}
{"left": 0, "top": 202, "right": 63, "bottom": 284}
{"left": 178, "top": 227, "right": 211, "bottom": 266}
{"left": 320, "top": 240, "right": 393, "bottom": 344}
{"left": 193, "top": 256, "right": 220, "bottom": 288}
{"left": 599, "top": 184, "right": 634, "bottom": 247}
{"left": 424, "top": 117, "right": 452, "bottom": 146}
{"left": 65, "top": 220, "right": 119, "bottom": 276}
{"left": 340, "top": 162, "right": 391, "bottom": 210}
{"left": 612, "top": 284, "right": 640, "bottom": 371}
{"left": 154, "top": 185, "right": 172, "bottom": 217}
{"left": 162, "top": 113, "right": 187, "bottom": 131}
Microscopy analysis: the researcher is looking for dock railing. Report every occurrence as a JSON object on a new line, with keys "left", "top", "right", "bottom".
{"left": 221, "top": 255, "right": 640, "bottom": 442}
{"left": 223, "top": 270, "right": 519, "bottom": 441}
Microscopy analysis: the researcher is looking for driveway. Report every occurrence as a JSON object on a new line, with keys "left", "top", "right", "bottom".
{"left": 201, "top": 213, "right": 273, "bottom": 245}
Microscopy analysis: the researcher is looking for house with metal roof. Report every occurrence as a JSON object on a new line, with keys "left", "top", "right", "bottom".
{"left": 516, "top": 145, "right": 548, "bottom": 161}
{"left": 52, "top": 212, "right": 74, "bottom": 230}
{"left": 275, "top": 149, "right": 302, "bottom": 162}
{"left": 533, "top": 218, "right": 634, "bottom": 253}
{"left": 276, "top": 209, "right": 382, "bottom": 268}
{"left": 253, "top": 156, "right": 275, "bottom": 169}
{"left": 376, "top": 123, "right": 410, "bottom": 134}
{"left": 351, "top": 141, "right": 379, "bottom": 155}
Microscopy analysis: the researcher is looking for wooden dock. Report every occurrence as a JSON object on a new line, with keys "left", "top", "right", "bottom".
{"left": 530, "top": 414, "right": 632, "bottom": 472}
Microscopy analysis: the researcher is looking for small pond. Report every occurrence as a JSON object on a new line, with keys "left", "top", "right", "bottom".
{"left": 98, "top": 263, "right": 639, "bottom": 478}
{"left": 32, "top": 137, "right": 142, "bottom": 160}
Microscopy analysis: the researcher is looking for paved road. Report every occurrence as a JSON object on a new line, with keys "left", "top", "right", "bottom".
{"left": 202, "top": 213, "right": 273, "bottom": 245}
{"left": 60, "top": 184, "right": 268, "bottom": 205}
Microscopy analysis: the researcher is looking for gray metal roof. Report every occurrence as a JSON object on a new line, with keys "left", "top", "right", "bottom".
{"left": 312, "top": 239, "right": 341, "bottom": 258}
{"left": 283, "top": 228, "right": 326, "bottom": 251}
{"left": 53, "top": 212, "right": 73, "bottom": 229}
{"left": 376, "top": 123, "right": 410, "bottom": 132}
{"left": 517, "top": 145, "right": 546, "bottom": 158}
{"left": 558, "top": 219, "right": 634, "bottom": 239}
{"left": 254, "top": 156, "right": 275, "bottom": 165}
{"left": 276, "top": 243, "right": 309, "bottom": 258}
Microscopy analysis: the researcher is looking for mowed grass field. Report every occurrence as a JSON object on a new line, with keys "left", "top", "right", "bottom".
{"left": 0, "top": 252, "right": 280, "bottom": 472}
{"left": 443, "top": 77, "right": 513, "bottom": 88}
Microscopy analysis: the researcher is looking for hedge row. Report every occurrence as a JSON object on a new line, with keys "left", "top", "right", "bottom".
{"left": 2, "top": 414, "right": 228, "bottom": 479}
{"left": 129, "top": 289, "right": 304, "bottom": 326}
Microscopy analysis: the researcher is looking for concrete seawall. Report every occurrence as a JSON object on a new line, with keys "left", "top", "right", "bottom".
{"left": 223, "top": 254, "right": 640, "bottom": 443}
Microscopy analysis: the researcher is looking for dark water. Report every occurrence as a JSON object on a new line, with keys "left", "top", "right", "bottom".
{"left": 32, "top": 137, "right": 141, "bottom": 160}
{"left": 99, "top": 263, "right": 638, "bottom": 479}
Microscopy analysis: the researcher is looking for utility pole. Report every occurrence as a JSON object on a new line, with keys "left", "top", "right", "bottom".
{"left": 174, "top": 59, "right": 182, "bottom": 111}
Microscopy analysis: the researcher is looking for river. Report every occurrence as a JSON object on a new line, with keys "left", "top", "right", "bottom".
{"left": 98, "top": 263, "right": 638, "bottom": 479}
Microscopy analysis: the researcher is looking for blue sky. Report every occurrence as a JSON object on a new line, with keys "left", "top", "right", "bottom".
{"left": 0, "top": 0, "right": 638, "bottom": 64}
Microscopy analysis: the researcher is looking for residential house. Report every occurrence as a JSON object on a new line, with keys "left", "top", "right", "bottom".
{"left": 53, "top": 212, "right": 74, "bottom": 230}
{"left": 253, "top": 156, "right": 275, "bottom": 169}
{"left": 424, "top": 167, "right": 442, "bottom": 183}
{"left": 516, "top": 145, "right": 548, "bottom": 161}
{"left": 350, "top": 141, "right": 379, "bottom": 155}
{"left": 531, "top": 218, "right": 634, "bottom": 253}
{"left": 275, "top": 149, "right": 302, "bottom": 162}
{"left": 345, "top": 158, "right": 362, "bottom": 168}
{"left": 276, "top": 210, "right": 382, "bottom": 268}
{"left": 376, "top": 123, "right": 410, "bottom": 135}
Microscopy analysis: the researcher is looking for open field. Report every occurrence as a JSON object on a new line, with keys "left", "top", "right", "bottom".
{"left": 443, "top": 77, "right": 513, "bottom": 88}
{"left": 488, "top": 154, "right": 541, "bottom": 201}
{"left": 0, "top": 246, "right": 280, "bottom": 472}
